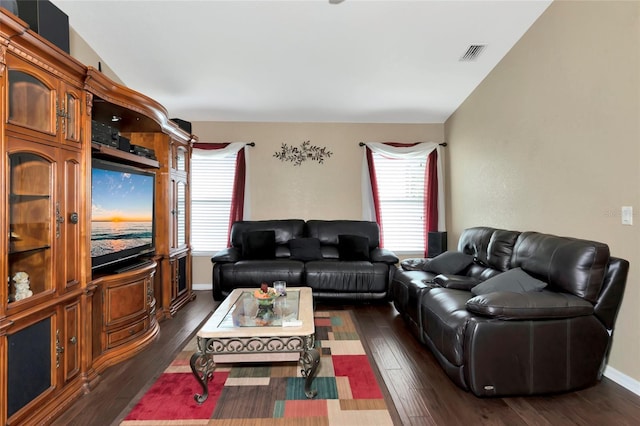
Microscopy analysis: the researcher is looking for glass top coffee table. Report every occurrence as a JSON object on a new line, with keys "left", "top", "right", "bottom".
{"left": 189, "top": 286, "right": 319, "bottom": 403}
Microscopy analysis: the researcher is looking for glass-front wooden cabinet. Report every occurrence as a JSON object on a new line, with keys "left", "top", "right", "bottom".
{"left": 2, "top": 9, "right": 199, "bottom": 424}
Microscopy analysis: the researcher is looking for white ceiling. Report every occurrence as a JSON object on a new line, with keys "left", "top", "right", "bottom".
{"left": 51, "top": 0, "right": 551, "bottom": 123}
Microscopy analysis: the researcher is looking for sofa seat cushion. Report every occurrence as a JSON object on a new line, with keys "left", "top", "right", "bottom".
{"left": 466, "top": 290, "right": 594, "bottom": 320}
{"left": 420, "top": 288, "right": 475, "bottom": 367}
{"left": 217, "top": 260, "right": 305, "bottom": 289}
{"left": 305, "top": 260, "right": 388, "bottom": 293}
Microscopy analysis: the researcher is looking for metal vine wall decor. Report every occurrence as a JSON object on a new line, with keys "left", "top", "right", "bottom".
{"left": 273, "top": 141, "right": 333, "bottom": 166}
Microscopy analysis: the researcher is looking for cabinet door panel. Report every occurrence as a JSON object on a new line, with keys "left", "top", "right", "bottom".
{"left": 106, "top": 317, "right": 149, "bottom": 349}
{"left": 62, "top": 87, "right": 82, "bottom": 145}
{"left": 6, "top": 315, "right": 54, "bottom": 419}
{"left": 61, "top": 151, "right": 81, "bottom": 289}
{"left": 62, "top": 302, "right": 80, "bottom": 382}
{"left": 105, "top": 278, "right": 147, "bottom": 326}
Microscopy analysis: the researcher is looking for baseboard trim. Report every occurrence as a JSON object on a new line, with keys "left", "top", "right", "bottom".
{"left": 604, "top": 365, "right": 640, "bottom": 396}
{"left": 193, "top": 283, "right": 213, "bottom": 291}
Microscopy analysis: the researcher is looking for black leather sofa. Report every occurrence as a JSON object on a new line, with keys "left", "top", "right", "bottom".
{"left": 211, "top": 219, "right": 399, "bottom": 301}
{"left": 391, "top": 226, "right": 629, "bottom": 397}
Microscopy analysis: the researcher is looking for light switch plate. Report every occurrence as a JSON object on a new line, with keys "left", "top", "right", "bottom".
{"left": 621, "top": 206, "right": 633, "bottom": 225}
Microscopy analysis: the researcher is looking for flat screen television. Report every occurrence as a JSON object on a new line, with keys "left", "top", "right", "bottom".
{"left": 91, "top": 158, "right": 156, "bottom": 270}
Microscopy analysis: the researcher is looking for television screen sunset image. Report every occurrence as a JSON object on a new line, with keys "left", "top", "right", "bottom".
{"left": 91, "top": 166, "right": 154, "bottom": 258}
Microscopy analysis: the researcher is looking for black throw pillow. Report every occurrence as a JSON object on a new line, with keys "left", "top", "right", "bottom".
{"left": 241, "top": 230, "right": 276, "bottom": 259}
{"left": 338, "top": 234, "right": 370, "bottom": 261}
{"left": 423, "top": 251, "right": 474, "bottom": 275}
{"left": 289, "top": 238, "right": 323, "bottom": 261}
{"left": 471, "top": 267, "right": 547, "bottom": 296}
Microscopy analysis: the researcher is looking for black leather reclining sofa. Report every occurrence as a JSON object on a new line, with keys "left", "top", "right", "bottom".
{"left": 391, "top": 227, "right": 629, "bottom": 397}
{"left": 211, "top": 219, "right": 399, "bottom": 301}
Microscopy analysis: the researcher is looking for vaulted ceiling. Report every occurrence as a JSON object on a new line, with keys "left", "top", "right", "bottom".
{"left": 51, "top": 0, "right": 552, "bottom": 123}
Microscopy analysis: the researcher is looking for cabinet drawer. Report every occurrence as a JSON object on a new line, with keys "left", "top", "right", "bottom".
{"left": 106, "top": 317, "right": 149, "bottom": 349}
{"left": 105, "top": 278, "right": 147, "bottom": 327}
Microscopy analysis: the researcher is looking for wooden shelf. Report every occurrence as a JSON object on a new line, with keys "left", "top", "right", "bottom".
{"left": 91, "top": 143, "right": 159, "bottom": 169}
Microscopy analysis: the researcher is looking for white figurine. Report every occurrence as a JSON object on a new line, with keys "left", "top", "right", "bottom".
{"left": 12, "top": 271, "right": 33, "bottom": 301}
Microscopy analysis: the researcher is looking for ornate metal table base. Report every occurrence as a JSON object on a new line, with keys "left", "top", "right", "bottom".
{"left": 190, "top": 334, "right": 320, "bottom": 403}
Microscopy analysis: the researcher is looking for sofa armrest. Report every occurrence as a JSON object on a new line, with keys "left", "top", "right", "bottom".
{"left": 433, "top": 274, "right": 481, "bottom": 291}
{"left": 370, "top": 248, "right": 399, "bottom": 264}
{"left": 211, "top": 247, "right": 241, "bottom": 263}
{"left": 466, "top": 290, "right": 594, "bottom": 320}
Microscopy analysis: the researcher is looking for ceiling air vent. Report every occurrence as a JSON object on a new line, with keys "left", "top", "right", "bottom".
{"left": 460, "top": 44, "right": 486, "bottom": 62}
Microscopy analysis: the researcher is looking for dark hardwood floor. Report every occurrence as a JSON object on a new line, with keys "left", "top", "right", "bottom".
{"left": 53, "top": 291, "right": 640, "bottom": 426}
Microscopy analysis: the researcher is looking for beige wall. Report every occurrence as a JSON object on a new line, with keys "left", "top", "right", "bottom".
{"left": 445, "top": 1, "right": 639, "bottom": 384}
{"left": 191, "top": 122, "right": 444, "bottom": 286}
{"left": 69, "top": 27, "right": 122, "bottom": 84}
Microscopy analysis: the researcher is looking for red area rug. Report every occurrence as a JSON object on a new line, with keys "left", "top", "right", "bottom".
{"left": 120, "top": 310, "right": 394, "bottom": 425}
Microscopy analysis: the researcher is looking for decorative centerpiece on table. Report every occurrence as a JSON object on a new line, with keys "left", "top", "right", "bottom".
{"left": 253, "top": 283, "right": 279, "bottom": 325}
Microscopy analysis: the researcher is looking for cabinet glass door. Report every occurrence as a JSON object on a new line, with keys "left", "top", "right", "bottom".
{"left": 8, "top": 70, "right": 55, "bottom": 135}
{"left": 176, "top": 181, "right": 187, "bottom": 247}
{"left": 63, "top": 90, "right": 81, "bottom": 144}
{"left": 8, "top": 152, "right": 54, "bottom": 303}
{"left": 175, "top": 146, "right": 187, "bottom": 172}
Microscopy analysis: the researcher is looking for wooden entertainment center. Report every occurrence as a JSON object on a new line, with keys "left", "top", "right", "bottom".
{"left": 0, "top": 10, "right": 195, "bottom": 425}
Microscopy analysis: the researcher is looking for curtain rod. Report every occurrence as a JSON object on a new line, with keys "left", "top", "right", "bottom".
{"left": 246, "top": 142, "right": 255, "bottom": 147}
{"left": 358, "top": 142, "right": 447, "bottom": 147}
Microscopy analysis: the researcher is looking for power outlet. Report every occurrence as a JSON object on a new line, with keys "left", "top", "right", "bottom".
{"left": 621, "top": 206, "right": 633, "bottom": 225}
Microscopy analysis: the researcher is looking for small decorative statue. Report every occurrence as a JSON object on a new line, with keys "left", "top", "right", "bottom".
{"left": 12, "top": 271, "right": 32, "bottom": 301}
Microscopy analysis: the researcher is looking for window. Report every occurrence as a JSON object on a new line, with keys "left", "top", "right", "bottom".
{"left": 191, "top": 151, "right": 237, "bottom": 254}
{"left": 372, "top": 152, "right": 425, "bottom": 253}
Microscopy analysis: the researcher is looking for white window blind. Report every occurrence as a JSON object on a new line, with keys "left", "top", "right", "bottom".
{"left": 191, "top": 151, "right": 237, "bottom": 254}
{"left": 372, "top": 152, "right": 425, "bottom": 253}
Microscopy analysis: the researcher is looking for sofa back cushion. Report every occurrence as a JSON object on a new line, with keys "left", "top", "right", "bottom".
{"left": 458, "top": 227, "right": 495, "bottom": 265}
{"left": 231, "top": 220, "right": 305, "bottom": 258}
{"left": 305, "top": 220, "right": 380, "bottom": 249}
{"left": 457, "top": 227, "right": 520, "bottom": 273}
{"left": 486, "top": 230, "right": 520, "bottom": 271}
{"left": 512, "top": 232, "right": 610, "bottom": 304}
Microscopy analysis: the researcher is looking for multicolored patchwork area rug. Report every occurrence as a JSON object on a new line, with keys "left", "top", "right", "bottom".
{"left": 121, "top": 310, "right": 394, "bottom": 425}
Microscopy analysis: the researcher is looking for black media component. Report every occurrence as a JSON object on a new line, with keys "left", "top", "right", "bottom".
{"left": 91, "top": 120, "right": 119, "bottom": 148}
{"left": 129, "top": 144, "right": 157, "bottom": 160}
{"left": 427, "top": 231, "right": 447, "bottom": 258}
{"left": 118, "top": 135, "right": 131, "bottom": 152}
{"left": 171, "top": 118, "right": 192, "bottom": 134}
{"left": 17, "top": 0, "right": 70, "bottom": 53}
